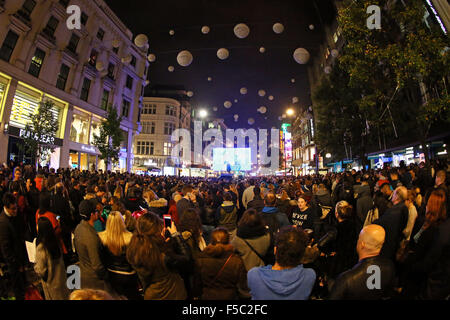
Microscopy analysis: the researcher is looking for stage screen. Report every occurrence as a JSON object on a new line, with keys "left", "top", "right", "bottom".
{"left": 212, "top": 148, "right": 251, "bottom": 171}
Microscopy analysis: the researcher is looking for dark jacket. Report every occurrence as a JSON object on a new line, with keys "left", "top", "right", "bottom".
{"left": 329, "top": 256, "right": 396, "bottom": 300}
{"left": 0, "top": 210, "right": 27, "bottom": 273}
{"left": 374, "top": 202, "right": 409, "bottom": 260}
{"left": 176, "top": 198, "right": 198, "bottom": 222}
{"left": 247, "top": 196, "right": 265, "bottom": 213}
{"left": 261, "top": 206, "right": 291, "bottom": 237}
{"left": 290, "top": 207, "right": 317, "bottom": 234}
{"left": 354, "top": 184, "right": 373, "bottom": 225}
{"left": 216, "top": 201, "right": 237, "bottom": 232}
{"left": 194, "top": 244, "right": 250, "bottom": 300}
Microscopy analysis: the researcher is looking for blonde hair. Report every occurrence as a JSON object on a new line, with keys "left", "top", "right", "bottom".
{"left": 113, "top": 185, "right": 122, "bottom": 199}
{"left": 99, "top": 211, "right": 132, "bottom": 256}
{"left": 143, "top": 189, "right": 157, "bottom": 203}
{"left": 69, "top": 289, "right": 114, "bottom": 300}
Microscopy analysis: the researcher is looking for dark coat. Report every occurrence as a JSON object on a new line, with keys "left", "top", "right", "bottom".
{"left": 354, "top": 184, "right": 374, "bottom": 225}
{"left": 176, "top": 198, "right": 199, "bottom": 222}
{"left": 0, "top": 210, "right": 27, "bottom": 273}
{"left": 247, "top": 197, "right": 265, "bottom": 213}
{"left": 374, "top": 202, "right": 409, "bottom": 260}
{"left": 329, "top": 256, "right": 395, "bottom": 300}
{"left": 194, "top": 244, "right": 250, "bottom": 300}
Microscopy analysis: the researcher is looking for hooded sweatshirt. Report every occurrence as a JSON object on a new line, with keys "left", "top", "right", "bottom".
{"left": 247, "top": 264, "right": 316, "bottom": 300}
{"left": 216, "top": 201, "right": 237, "bottom": 231}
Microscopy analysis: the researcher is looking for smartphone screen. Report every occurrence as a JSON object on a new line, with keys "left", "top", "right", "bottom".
{"left": 163, "top": 215, "right": 172, "bottom": 228}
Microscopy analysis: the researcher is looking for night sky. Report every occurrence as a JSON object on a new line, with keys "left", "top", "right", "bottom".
{"left": 105, "top": 0, "right": 337, "bottom": 129}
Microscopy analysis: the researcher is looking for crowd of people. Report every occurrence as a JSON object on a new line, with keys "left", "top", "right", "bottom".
{"left": 0, "top": 158, "right": 448, "bottom": 300}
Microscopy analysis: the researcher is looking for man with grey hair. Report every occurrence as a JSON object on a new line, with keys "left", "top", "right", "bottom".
{"left": 373, "top": 186, "right": 409, "bottom": 260}
{"left": 329, "top": 225, "right": 395, "bottom": 299}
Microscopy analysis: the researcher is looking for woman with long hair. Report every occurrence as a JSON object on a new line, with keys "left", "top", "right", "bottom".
{"left": 194, "top": 227, "right": 250, "bottom": 300}
{"left": 98, "top": 211, "right": 140, "bottom": 300}
{"left": 126, "top": 212, "right": 192, "bottom": 300}
{"left": 34, "top": 217, "right": 70, "bottom": 300}
{"left": 403, "top": 189, "right": 447, "bottom": 298}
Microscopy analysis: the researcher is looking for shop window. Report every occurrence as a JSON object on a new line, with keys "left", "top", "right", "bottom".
{"left": 70, "top": 111, "right": 90, "bottom": 144}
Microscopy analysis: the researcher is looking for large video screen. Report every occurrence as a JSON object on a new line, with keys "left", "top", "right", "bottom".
{"left": 212, "top": 148, "right": 251, "bottom": 172}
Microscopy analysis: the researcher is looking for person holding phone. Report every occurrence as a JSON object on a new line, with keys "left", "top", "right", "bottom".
{"left": 126, "top": 212, "right": 193, "bottom": 300}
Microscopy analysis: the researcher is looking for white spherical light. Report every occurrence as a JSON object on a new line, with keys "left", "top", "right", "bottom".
{"left": 234, "top": 114, "right": 239, "bottom": 122}
{"left": 268, "top": 95, "right": 274, "bottom": 101}
{"left": 259, "top": 47, "right": 266, "bottom": 53}
{"left": 248, "top": 118, "right": 255, "bottom": 125}
{"left": 112, "top": 39, "right": 120, "bottom": 48}
{"left": 291, "top": 78, "right": 296, "bottom": 83}
{"left": 187, "top": 91, "right": 194, "bottom": 97}
{"left": 331, "top": 49, "right": 339, "bottom": 58}
{"left": 213, "top": 106, "right": 218, "bottom": 112}
{"left": 234, "top": 23, "right": 250, "bottom": 39}
{"left": 217, "top": 48, "right": 229, "bottom": 60}
{"left": 95, "top": 61, "right": 104, "bottom": 71}
{"left": 147, "top": 53, "right": 156, "bottom": 62}
{"left": 309, "top": 24, "right": 315, "bottom": 30}
{"left": 258, "top": 89, "right": 266, "bottom": 97}
{"left": 169, "top": 30, "right": 175, "bottom": 35}
{"left": 292, "top": 97, "right": 299, "bottom": 103}
{"left": 273, "top": 23, "right": 284, "bottom": 34}
{"left": 258, "top": 106, "right": 267, "bottom": 114}
{"left": 293, "top": 48, "right": 310, "bottom": 64}
{"left": 207, "top": 77, "right": 212, "bottom": 82}
{"left": 177, "top": 50, "right": 193, "bottom": 67}
{"left": 201, "top": 26, "right": 210, "bottom": 34}
{"left": 134, "top": 34, "right": 148, "bottom": 48}
{"left": 168, "top": 66, "right": 174, "bottom": 72}
{"left": 224, "top": 101, "right": 232, "bottom": 109}
{"left": 240, "top": 87, "right": 247, "bottom": 95}
{"left": 234, "top": 99, "right": 238, "bottom": 103}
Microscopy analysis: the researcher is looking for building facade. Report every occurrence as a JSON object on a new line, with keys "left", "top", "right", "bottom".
{"left": 133, "top": 96, "right": 191, "bottom": 175}
{"left": 0, "top": 0, "right": 148, "bottom": 171}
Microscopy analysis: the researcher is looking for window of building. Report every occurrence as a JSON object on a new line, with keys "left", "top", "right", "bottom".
{"left": 112, "top": 46, "right": 119, "bottom": 54}
{"left": 164, "top": 122, "right": 175, "bottom": 135}
{"left": 0, "top": 30, "right": 19, "bottom": 62}
{"left": 56, "top": 63, "right": 70, "bottom": 91}
{"left": 107, "top": 62, "right": 115, "bottom": 79}
{"left": 122, "top": 99, "right": 130, "bottom": 118}
{"left": 80, "top": 12, "right": 88, "bottom": 26}
{"left": 43, "top": 16, "right": 59, "bottom": 37}
{"left": 163, "top": 142, "right": 172, "bottom": 156}
{"left": 88, "top": 49, "right": 97, "bottom": 66}
{"left": 96, "top": 28, "right": 105, "bottom": 40}
{"left": 141, "top": 121, "right": 155, "bottom": 134}
{"left": 70, "top": 110, "right": 90, "bottom": 144}
{"left": 130, "top": 55, "right": 136, "bottom": 67}
{"left": 150, "top": 104, "right": 156, "bottom": 114}
{"left": 165, "top": 105, "right": 175, "bottom": 116}
{"left": 89, "top": 116, "right": 102, "bottom": 145}
{"left": 19, "top": 0, "right": 36, "bottom": 19}
{"left": 67, "top": 33, "right": 80, "bottom": 53}
{"left": 80, "top": 77, "right": 91, "bottom": 101}
{"left": 137, "top": 141, "right": 151, "bottom": 155}
{"left": 125, "top": 75, "right": 133, "bottom": 89}
{"left": 28, "top": 48, "right": 46, "bottom": 78}
{"left": 101, "top": 89, "right": 109, "bottom": 110}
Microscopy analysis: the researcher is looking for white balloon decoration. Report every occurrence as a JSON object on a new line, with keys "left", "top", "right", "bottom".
{"left": 95, "top": 61, "right": 104, "bottom": 71}
{"left": 309, "top": 24, "right": 315, "bottom": 30}
{"left": 207, "top": 77, "right": 212, "bottom": 81}
{"left": 259, "top": 47, "right": 266, "bottom": 53}
{"left": 176, "top": 50, "right": 193, "bottom": 67}
{"left": 292, "top": 97, "right": 299, "bottom": 103}
{"left": 293, "top": 48, "right": 310, "bottom": 64}
{"left": 169, "top": 30, "right": 175, "bottom": 35}
{"left": 224, "top": 101, "right": 232, "bottom": 109}
{"left": 268, "top": 95, "right": 274, "bottom": 101}
{"left": 201, "top": 26, "right": 210, "bottom": 34}
{"left": 112, "top": 39, "right": 120, "bottom": 48}
{"left": 291, "top": 78, "right": 296, "bottom": 83}
{"left": 234, "top": 99, "right": 238, "bottom": 103}
{"left": 234, "top": 114, "right": 239, "bottom": 122}
{"left": 134, "top": 34, "right": 148, "bottom": 48}
{"left": 240, "top": 87, "right": 247, "bottom": 95}
{"left": 234, "top": 23, "right": 250, "bottom": 39}
{"left": 324, "top": 66, "right": 332, "bottom": 74}
{"left": 168, "top": 66, "right": 174, "bottom": 72}
{"left": 258, "top": 106, "right": 267, "bottom": 114}
{"left": 217, "top": 48, "right": 229, "bottom": 60}
{"left": 213, "top": 107, "right": 218, "bottom": 112}
{"left": 147, "top": 53, "right": 156, "bottom": 62}
{"left": 187, "top": 91, "right": 194, "bottom": 97}
{"left": 331, "top": 49, "right": 339, "bottom": 58}
{"left": 273, "top": 23, "right": 284, "bottom": 34}
{"left": 258, "top": 90, "right": 266, "bottom": 97}
{"left": 248, "top": 118, "right": 255, "bottom": 125}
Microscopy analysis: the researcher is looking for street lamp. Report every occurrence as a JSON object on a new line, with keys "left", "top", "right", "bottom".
{"left": 198, "top": 109, "right": 208, "bottom": 118}
{"left": 326, "top": 153, "right": 331, "bottom": 159}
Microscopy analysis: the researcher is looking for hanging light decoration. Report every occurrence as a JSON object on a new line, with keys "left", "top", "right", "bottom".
{"left": 134, "top": 34, "right": 148, "bottom": 48}
{"left": 293, "top": 48, "right": 310, "bottom": 64}
{"left": 217, "top": 48, "right": 229, "bottom": 60}
{"left": 234, "top": 23, "right": 250, "bottom": 39}
{"left": 176, "top": 50, "right": 193, "bottom": 67}
{"left": 272, "top": 23, "right": 284, "bottom": 34}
